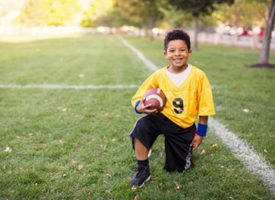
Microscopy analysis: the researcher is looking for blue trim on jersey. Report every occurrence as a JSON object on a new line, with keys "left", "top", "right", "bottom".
{"left": 135, "top": 100, "right": 142, "bottom": 114}
{"left": 197, "top": 123, "right": 207, "bottom": 137}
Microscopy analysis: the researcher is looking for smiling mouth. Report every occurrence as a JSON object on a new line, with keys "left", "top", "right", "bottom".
{"left": 173, "top": 58, "right": 183, "bottom": 63}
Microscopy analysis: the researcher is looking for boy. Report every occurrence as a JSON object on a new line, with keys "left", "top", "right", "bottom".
{"left": 129, "top": 29, "right": 215, "bottom": 188}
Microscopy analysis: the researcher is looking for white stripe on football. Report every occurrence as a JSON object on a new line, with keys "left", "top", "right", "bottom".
{"left": 145, "top": 95, "right": 164, "bottom": 107}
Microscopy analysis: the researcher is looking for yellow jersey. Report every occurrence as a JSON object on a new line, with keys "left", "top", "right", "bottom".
{"left": 131, "top": 65, "right": 216, "bottom": 128}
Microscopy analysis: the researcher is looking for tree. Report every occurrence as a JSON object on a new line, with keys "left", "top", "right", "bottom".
{"left": 159, "top": 5, "right": 193, "bottom": 28}
{"left": 81, "top": 0, "right": 114, "bottom": 27}
{"left": 114, "top": 0, "right": 168, "bottom": 38}
{"left": 93, "top": 8, "right": 134, "bottom": 28}
{"left": 41, "top": 0, "right": 80, "bottom": 26}
{"left": 169, "top": 0, "right": 234, "bottom": 50}
{"left": 259, "top": 0, "right": 275, "bottom": 66}
{"left": 213, "top": 0, "right": 266, "bottom": 28}
{"left": 15, "top": 0, "right": 80, "bottom": 26}
{"left": 14, "top": 0, "right": 47, "bottom": 26}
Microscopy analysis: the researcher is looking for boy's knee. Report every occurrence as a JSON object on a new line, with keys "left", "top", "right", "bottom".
{"left": 135, "top": 116, "right": 151, "bottom": 132}
{"left": 134, "top": 137, "right": 146, "bottom": 148}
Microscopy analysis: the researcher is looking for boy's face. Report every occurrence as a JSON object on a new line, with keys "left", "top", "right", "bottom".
{"left": 164, "top": 39, "right": 192, "bottom": 71}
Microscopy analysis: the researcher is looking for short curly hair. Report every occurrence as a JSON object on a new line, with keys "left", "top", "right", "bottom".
{"left": 164, "top": 29, "right": 191, "bottom": 51}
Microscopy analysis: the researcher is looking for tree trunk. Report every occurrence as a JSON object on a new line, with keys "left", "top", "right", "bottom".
{"left": 260, "top": 0, "right": 275, "bottom": 64}
{"left": 148, "top": 18, "right": 157, "bottom": 40}
{"left": 193, "top": 16, "right": 199, "bottom": 50}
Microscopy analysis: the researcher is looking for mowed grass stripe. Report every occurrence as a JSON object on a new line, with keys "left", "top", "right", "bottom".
{"left": 0, "top": 35, "right": 274, "bottom": 199}
{"left": 0, "top": 35, "right": 151, "bottom": 85}
{"left": 120, "top": 35, "right": 275, "bottom": 194}
{"left": 0, "top": 84, "right": 139, "bottom": 89}
{"left": 0, "top": 88, "right": 273, "bottom": 199}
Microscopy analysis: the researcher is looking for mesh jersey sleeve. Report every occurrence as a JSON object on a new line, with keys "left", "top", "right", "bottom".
{"left": 198, "top": 73, "right": 216, "bottom": 116}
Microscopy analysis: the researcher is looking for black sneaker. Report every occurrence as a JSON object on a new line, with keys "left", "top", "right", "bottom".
{"left": 130, "top": 166, "right": 151, "bottom": 187}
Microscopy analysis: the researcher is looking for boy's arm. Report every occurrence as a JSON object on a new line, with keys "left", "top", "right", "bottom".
{"left": 131, "top": 72, "right": 159, "bottom": 114}
{"left": 191, "top": 72, "right": 215, "bottom": 151}
{"left": 191, "top": 116, "right": 208, "bottom": 151}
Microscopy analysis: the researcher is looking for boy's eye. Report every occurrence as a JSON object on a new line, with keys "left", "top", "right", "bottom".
{"left": 168, "top": 49, "right": 175, "bottom": 52}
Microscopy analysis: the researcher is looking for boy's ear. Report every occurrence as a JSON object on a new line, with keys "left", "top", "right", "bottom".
{"left": 163, "top": 51, "right": 167, "bottom": 57}
{"left": 188, "top": 49, "right": 192, "bottom": 56}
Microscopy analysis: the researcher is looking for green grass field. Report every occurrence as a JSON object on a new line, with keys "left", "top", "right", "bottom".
{"left": 0, "top": 34, "right": 274, "bottom": 199}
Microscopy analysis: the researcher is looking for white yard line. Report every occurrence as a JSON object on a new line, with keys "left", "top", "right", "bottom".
{"left": 119, "top": 35, "right": 275, "bottom": 194}
{"left": 209, "top": 118, "right": 275, "bottom": 194}
{"left": 0, "top": 84, "right": 139, "bottom": 89}
{"left": 117, "top": 35, "right": 159, "bottom": 72}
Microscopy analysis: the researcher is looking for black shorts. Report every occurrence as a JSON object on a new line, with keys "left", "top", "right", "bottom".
{"left": 130, "top": 113, "right": 196, "bottom": 172}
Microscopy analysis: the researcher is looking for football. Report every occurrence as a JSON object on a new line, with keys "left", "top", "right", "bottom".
{"left": 143, "top": 88, "right": 166, "bottom": 111}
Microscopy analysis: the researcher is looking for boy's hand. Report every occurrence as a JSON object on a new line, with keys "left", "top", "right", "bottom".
{"left": 136, "top": 97, "right": 158, "bottom": 114}
{"left": 191, "top": 135, "right": 203, "bottom": 151}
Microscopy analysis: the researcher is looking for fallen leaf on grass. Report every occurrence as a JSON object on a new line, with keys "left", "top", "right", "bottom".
{"left": 174, "top": 182, "right": 182, "bottom": 190}
{"left": 243, "top": 109, "right": 250, "bottom": 113}
{"left": 105, "top": 189, "right": 112, "bottom": 193}
{"left": 4, "top": 147, "right": 12, "bottom": 153}
{"left": 19, "top": 167, "right": 30, "bottom": 172}
{"left": 73, "top": 142, "right": 78, "bottom": 147}
{"left": 74, "top": 114, "right": 81, "bottom": 118}
{"left": 134, "top": 195, "right": 139, "bottom": 199}
{"left": 212, "top": 144, "right": 218, "bottom": 148}
{"left": 176, "top": 185, "right": 182, "bottom": 190}
{"left": 245, "top": 152, "right": 251, "bottom": 155}
{"left": 62, "top": 108, "right": 67, "bottom": 112}
{"left": 226, "top": 169, "right": 233, "bottom": 172}
{"left": 78, "top": 74, "right": 85, "bottom": 78}
{"left": 116, "top": 114, "right": 120, "bottom": 118}
{"left": 131, "top": 187, "right": 137, "bottom": 192}
{"left": 201, "top": 149, "right": 206, "bottom": 154}
{"left": 58, "top": 140, "right": 64, "bottom": 144}
{"left": 264, "top": 149, "right": 268, "bottom": 153}
{"left": 70, "top": 159, "right": 76, "bottom": 164}
{"left": 78, "top": 165, "right": 83, "bottom": 170}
